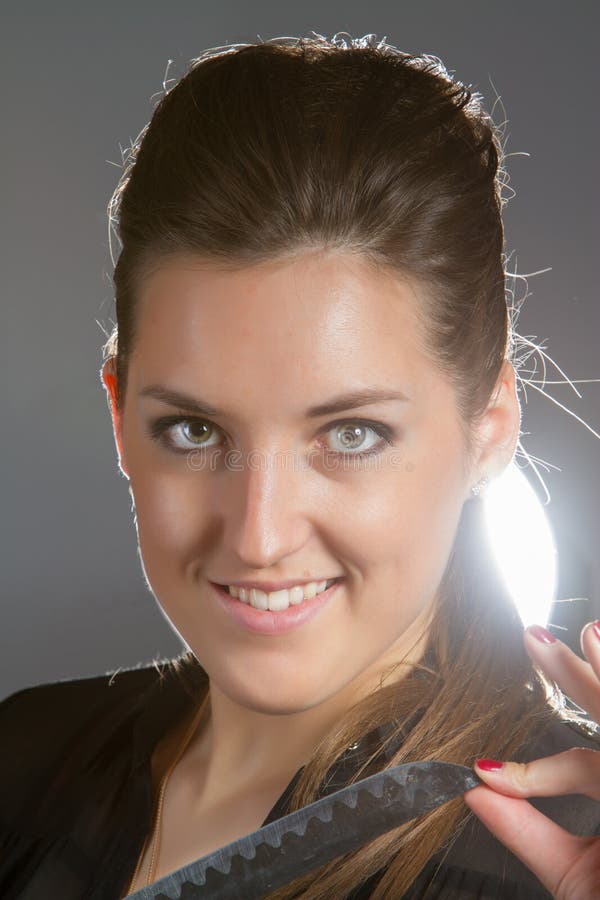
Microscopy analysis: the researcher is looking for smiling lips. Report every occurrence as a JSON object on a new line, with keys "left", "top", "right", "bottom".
{"left": 212, "top": 579, "right": 343, "bottom": 635}
{"left": 222, "top": 578, "right": 340, "bottom": 611}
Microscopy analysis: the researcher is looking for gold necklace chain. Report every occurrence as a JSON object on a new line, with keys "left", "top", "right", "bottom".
{"left": 125, "top": 691, "right": 210, "bottom": 896}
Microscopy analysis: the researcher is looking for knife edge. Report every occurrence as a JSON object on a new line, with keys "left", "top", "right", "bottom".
{"left": 127, "top": 760, "right": 481, "bottom": 900}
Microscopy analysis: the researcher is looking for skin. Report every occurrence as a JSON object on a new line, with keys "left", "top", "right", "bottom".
{"left": 464, "top": 623, "right": 600, "bottom": 900}
{"left": 102, "top": 248, "right": 519, "bottom": 831}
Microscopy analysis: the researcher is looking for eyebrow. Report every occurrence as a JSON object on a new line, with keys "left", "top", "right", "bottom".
{"left": 139, "top": 385, "right": 411, "bottom": 418}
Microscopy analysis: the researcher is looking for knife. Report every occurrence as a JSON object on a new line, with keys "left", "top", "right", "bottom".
{"left": 125, "top": 760, "right": 481, "bottom": 900}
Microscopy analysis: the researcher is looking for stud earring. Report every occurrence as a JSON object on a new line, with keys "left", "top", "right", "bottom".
{"left": 471, "top": 476, "right": 490, "bottom": 497}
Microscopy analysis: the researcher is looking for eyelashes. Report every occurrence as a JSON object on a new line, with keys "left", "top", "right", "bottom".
{"left": 146, "top": 414, "right": 398, "bottom": 460}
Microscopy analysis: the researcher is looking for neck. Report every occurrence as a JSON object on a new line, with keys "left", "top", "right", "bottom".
{"left": 175, "top": 613, "right": 433, "bottom": 810}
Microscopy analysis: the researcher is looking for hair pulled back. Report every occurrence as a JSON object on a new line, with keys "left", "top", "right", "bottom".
{"left": 104, "top": 33, "right": 565, "bottom": 899}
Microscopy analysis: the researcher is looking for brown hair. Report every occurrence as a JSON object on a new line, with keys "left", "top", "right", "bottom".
{"left": 103, "top": 33, "right": 579, "bottom": 898}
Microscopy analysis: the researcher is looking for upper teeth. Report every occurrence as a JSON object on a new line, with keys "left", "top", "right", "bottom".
{"left": 227, "top": 579, "right": 336, "bottom": 611}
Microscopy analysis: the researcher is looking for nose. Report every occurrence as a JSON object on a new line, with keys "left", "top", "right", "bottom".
{"left": 222, "top": 448, "right": 313, "bottom": 571}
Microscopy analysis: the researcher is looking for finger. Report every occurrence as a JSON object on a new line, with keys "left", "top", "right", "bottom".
{"left": 524, "top": 624, "right": 600, "bottom": 723}
{"left": 463, "top": 783, "right": 588, "bottom": 898}
{"left": 473, "top": 748, "right": 600, "bottom": 802}
{"left": 581, "top": 621, "right": 600, "bottom": 682}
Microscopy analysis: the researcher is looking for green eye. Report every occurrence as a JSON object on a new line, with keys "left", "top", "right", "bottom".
{"left": 148, "top": 415, "right": 222, "bottom": 450}
{"left": 147, "top": 415, "right": 396, "bottom": 459}
{"left": 324, "top": 422, "right": 382, "bottom": 454}
{"left": 178, "top": 420, "right": 215, "bottom": 446}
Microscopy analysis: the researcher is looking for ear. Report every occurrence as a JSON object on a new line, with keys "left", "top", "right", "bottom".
{"left": 100, "top": 358, "right": 129, "bottom": 478}
{"left": 467, "top": 359, "right": 521, "bottom": 498}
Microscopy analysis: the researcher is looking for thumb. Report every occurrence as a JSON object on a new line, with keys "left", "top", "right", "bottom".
{"left": 463, "top": 782, "right": 587, "bottom": 899}
{"left": 472, "top": 750, "right": 600, "bottom": 801}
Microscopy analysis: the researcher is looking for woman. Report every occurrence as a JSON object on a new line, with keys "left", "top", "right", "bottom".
{"left": 1, "top": 32, "right": 599, "bottom": 900}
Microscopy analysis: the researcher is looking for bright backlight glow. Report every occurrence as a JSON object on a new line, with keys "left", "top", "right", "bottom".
{"left": 482, "top": 463, "right": 557, "bottom": 628}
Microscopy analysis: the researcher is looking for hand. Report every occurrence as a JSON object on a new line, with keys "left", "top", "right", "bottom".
{"left": 463, "top": 621, "right": 600, "bottom": 900}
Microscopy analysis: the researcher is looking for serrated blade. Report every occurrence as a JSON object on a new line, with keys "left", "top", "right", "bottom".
{"left": 126, "top": 760, "right": 481, "bottom": 900}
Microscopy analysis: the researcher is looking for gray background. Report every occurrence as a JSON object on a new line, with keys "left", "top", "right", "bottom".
{"left": 2, "top": 1, "right": 598, "bottom": 699}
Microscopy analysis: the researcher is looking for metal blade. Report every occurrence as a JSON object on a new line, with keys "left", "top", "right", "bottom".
{"left": 127, "top": 760, "right": 481, "bottom": 900}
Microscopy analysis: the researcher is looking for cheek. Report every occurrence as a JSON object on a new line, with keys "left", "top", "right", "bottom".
{"left": 340, "top": 462, "right": 463, "bottom": 571}
{"left": 339, "top": 464, "right": 465, "bottom": 626}
{"left": 124, "top": 414, "right": 209, "bottom": 556}
{"left": 128, "top": 465, "right": 208, "bottom": 588}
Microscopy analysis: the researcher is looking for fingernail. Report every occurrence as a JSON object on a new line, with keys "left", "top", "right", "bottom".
{"left": 527, "top": 624, "right": 557, "bottom": 644}
{"left": 475, "top": 758, "right": 504, "bottom": 772}
{"left": 592, "top": 620, "right": 600, "bottom": 641}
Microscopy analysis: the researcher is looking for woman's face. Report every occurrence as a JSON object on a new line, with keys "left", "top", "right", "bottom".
{"left": 109, "top": 250, "right": 478, "bottom": 714}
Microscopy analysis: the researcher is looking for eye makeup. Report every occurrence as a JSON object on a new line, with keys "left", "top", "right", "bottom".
{"left": 146, "top": 414, "right": 399, "bottom": 460}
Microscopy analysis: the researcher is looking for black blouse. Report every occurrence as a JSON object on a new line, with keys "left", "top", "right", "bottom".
{"left": 1, "top": 656, "right": 600, "bottom": 900}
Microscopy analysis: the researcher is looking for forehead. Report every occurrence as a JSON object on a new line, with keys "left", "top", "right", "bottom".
{"left": 130, "top": 250, "right": 450, "bottom": 414}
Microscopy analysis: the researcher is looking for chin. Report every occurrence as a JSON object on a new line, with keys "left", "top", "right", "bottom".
{"left": 211, "top": 669, "right": 335, "bottom": 716}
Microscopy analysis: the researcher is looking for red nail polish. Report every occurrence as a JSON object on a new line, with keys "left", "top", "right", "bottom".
{"left": 528, "top": 624, "right": 557, "bottom": 644}
{"left": 475, "top": 758, "right": 504, "bottom": 772}
{"left": 592, "top": 621, "right": 600, "bottom": 641}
